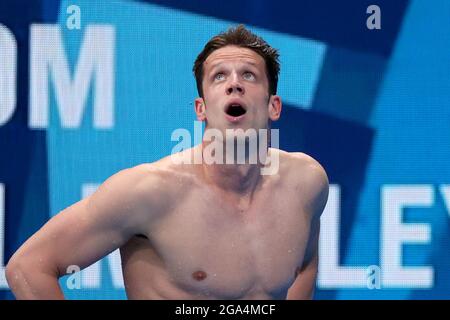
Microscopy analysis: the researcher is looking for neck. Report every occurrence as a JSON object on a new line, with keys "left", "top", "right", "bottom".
{"left": 199, "top": 140, "right": 267, "bottom": 196}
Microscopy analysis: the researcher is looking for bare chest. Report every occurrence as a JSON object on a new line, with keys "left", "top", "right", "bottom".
{"left": 145, "top": 188, "right": 311, "bottom": 299}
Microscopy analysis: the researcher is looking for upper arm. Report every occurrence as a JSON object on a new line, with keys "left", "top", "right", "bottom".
{"left": 8, "top": 165, "right": 152, "bottom": 277}
{"left": 298, "top": 155, "right": 329, "bottom": 217}
{"left": 287, "top": 155, "right": 329, "bottom": 299}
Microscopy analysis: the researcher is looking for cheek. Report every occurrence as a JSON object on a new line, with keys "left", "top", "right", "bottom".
{"left": 203, "top": 99, "right": 221, "bottom": 119}
{"left": 251, "top": 86, "right": 270, "bottom": 104}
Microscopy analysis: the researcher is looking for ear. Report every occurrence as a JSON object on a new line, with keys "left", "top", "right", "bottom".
{"left": 194, "top": 97, "right": 207, "bottom": 121}
{"left": 268, "top": 95, "right": 282, "bottom": 121}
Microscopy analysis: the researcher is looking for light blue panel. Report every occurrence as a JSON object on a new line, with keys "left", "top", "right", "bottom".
{"left": 48, "top": 0, "right": 325, "bottom": 299}
{"left": 337, "top": 0, "right": 450, "bottom": 299}
{"left": 253, "top": 29, "right": 326, "bottom": 108}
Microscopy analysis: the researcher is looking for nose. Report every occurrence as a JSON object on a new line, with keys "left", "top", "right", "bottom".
{"left": 226, "top": 74, "right": 245, "bottom": 95}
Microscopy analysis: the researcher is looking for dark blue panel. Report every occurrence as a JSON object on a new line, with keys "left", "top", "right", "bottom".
{"left": 141, "top": 0, "right": 409, "bottom": 57}
{"left": 312, "top": 46, "right": 387, "bottom": 124}
{"left": 272, "top": 105, "right": 374, "bottom": 299}
{"left": 0, "top": 0, "right": 60, "bottom": 300}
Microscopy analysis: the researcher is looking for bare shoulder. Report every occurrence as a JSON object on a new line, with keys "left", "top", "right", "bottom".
{"left": 137, "top": 149, "right": 201, "bottom": 187}
{"left": 276, "top": 150, "right": 327, "bottom": 180}
{"left": 276, "top": 149, "right": 329, "bottom": 218}
{"left": 82, "top": 164, "right": 159, "bottom": 231}
{"left": 125, "top": 153, "right": 199, "bottom": 206}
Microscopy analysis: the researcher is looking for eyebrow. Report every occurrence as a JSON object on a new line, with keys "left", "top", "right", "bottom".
{"left": 209, "top": 60, "right": 259, "bottom": 71}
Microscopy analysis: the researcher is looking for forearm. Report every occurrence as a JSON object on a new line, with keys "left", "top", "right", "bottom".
{"left": 6, "top": 264, "right": 65, "bottom": 300}
{"left": 285, "top": 279, "right": 315, "bottom": 300}
{"left": 285, "top": 259, "right": 318, "bottom": 300}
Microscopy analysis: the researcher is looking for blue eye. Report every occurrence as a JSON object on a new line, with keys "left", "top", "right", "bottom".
{"left": 215, "top": 73, "right": 225, "bottom": 81}
{"left": 243, "top": 72, "right": 255, "bottom": 81}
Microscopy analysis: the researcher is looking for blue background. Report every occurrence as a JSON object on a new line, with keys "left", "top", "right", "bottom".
{"left": 0, "top": 0, "right": 449, "bottom": 299}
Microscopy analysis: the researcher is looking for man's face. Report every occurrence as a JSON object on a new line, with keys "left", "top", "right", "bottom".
{"left": 195, "top": 45, "right": 281, "bottom": 135}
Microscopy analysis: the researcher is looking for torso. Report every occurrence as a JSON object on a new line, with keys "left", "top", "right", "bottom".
{"left": 119, "top": 148, "right": 314, "bottom": 299}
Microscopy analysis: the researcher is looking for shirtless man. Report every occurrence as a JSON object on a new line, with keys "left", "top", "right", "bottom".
{"left": 5, "top": 25, "right": 329, "bottom": 300}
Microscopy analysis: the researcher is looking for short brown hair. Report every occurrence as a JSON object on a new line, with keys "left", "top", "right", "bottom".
{"left": 193, "top": 25, "right": 280, "bottom": 97}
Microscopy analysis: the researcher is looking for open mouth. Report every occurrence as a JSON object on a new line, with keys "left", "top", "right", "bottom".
{"left": 225, "top": 104, "right": 247, "bottom": 117}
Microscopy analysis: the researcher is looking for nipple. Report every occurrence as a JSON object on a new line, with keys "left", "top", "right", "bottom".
{"left": 192, "top": 270, "right": 207, "bottom": 281}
